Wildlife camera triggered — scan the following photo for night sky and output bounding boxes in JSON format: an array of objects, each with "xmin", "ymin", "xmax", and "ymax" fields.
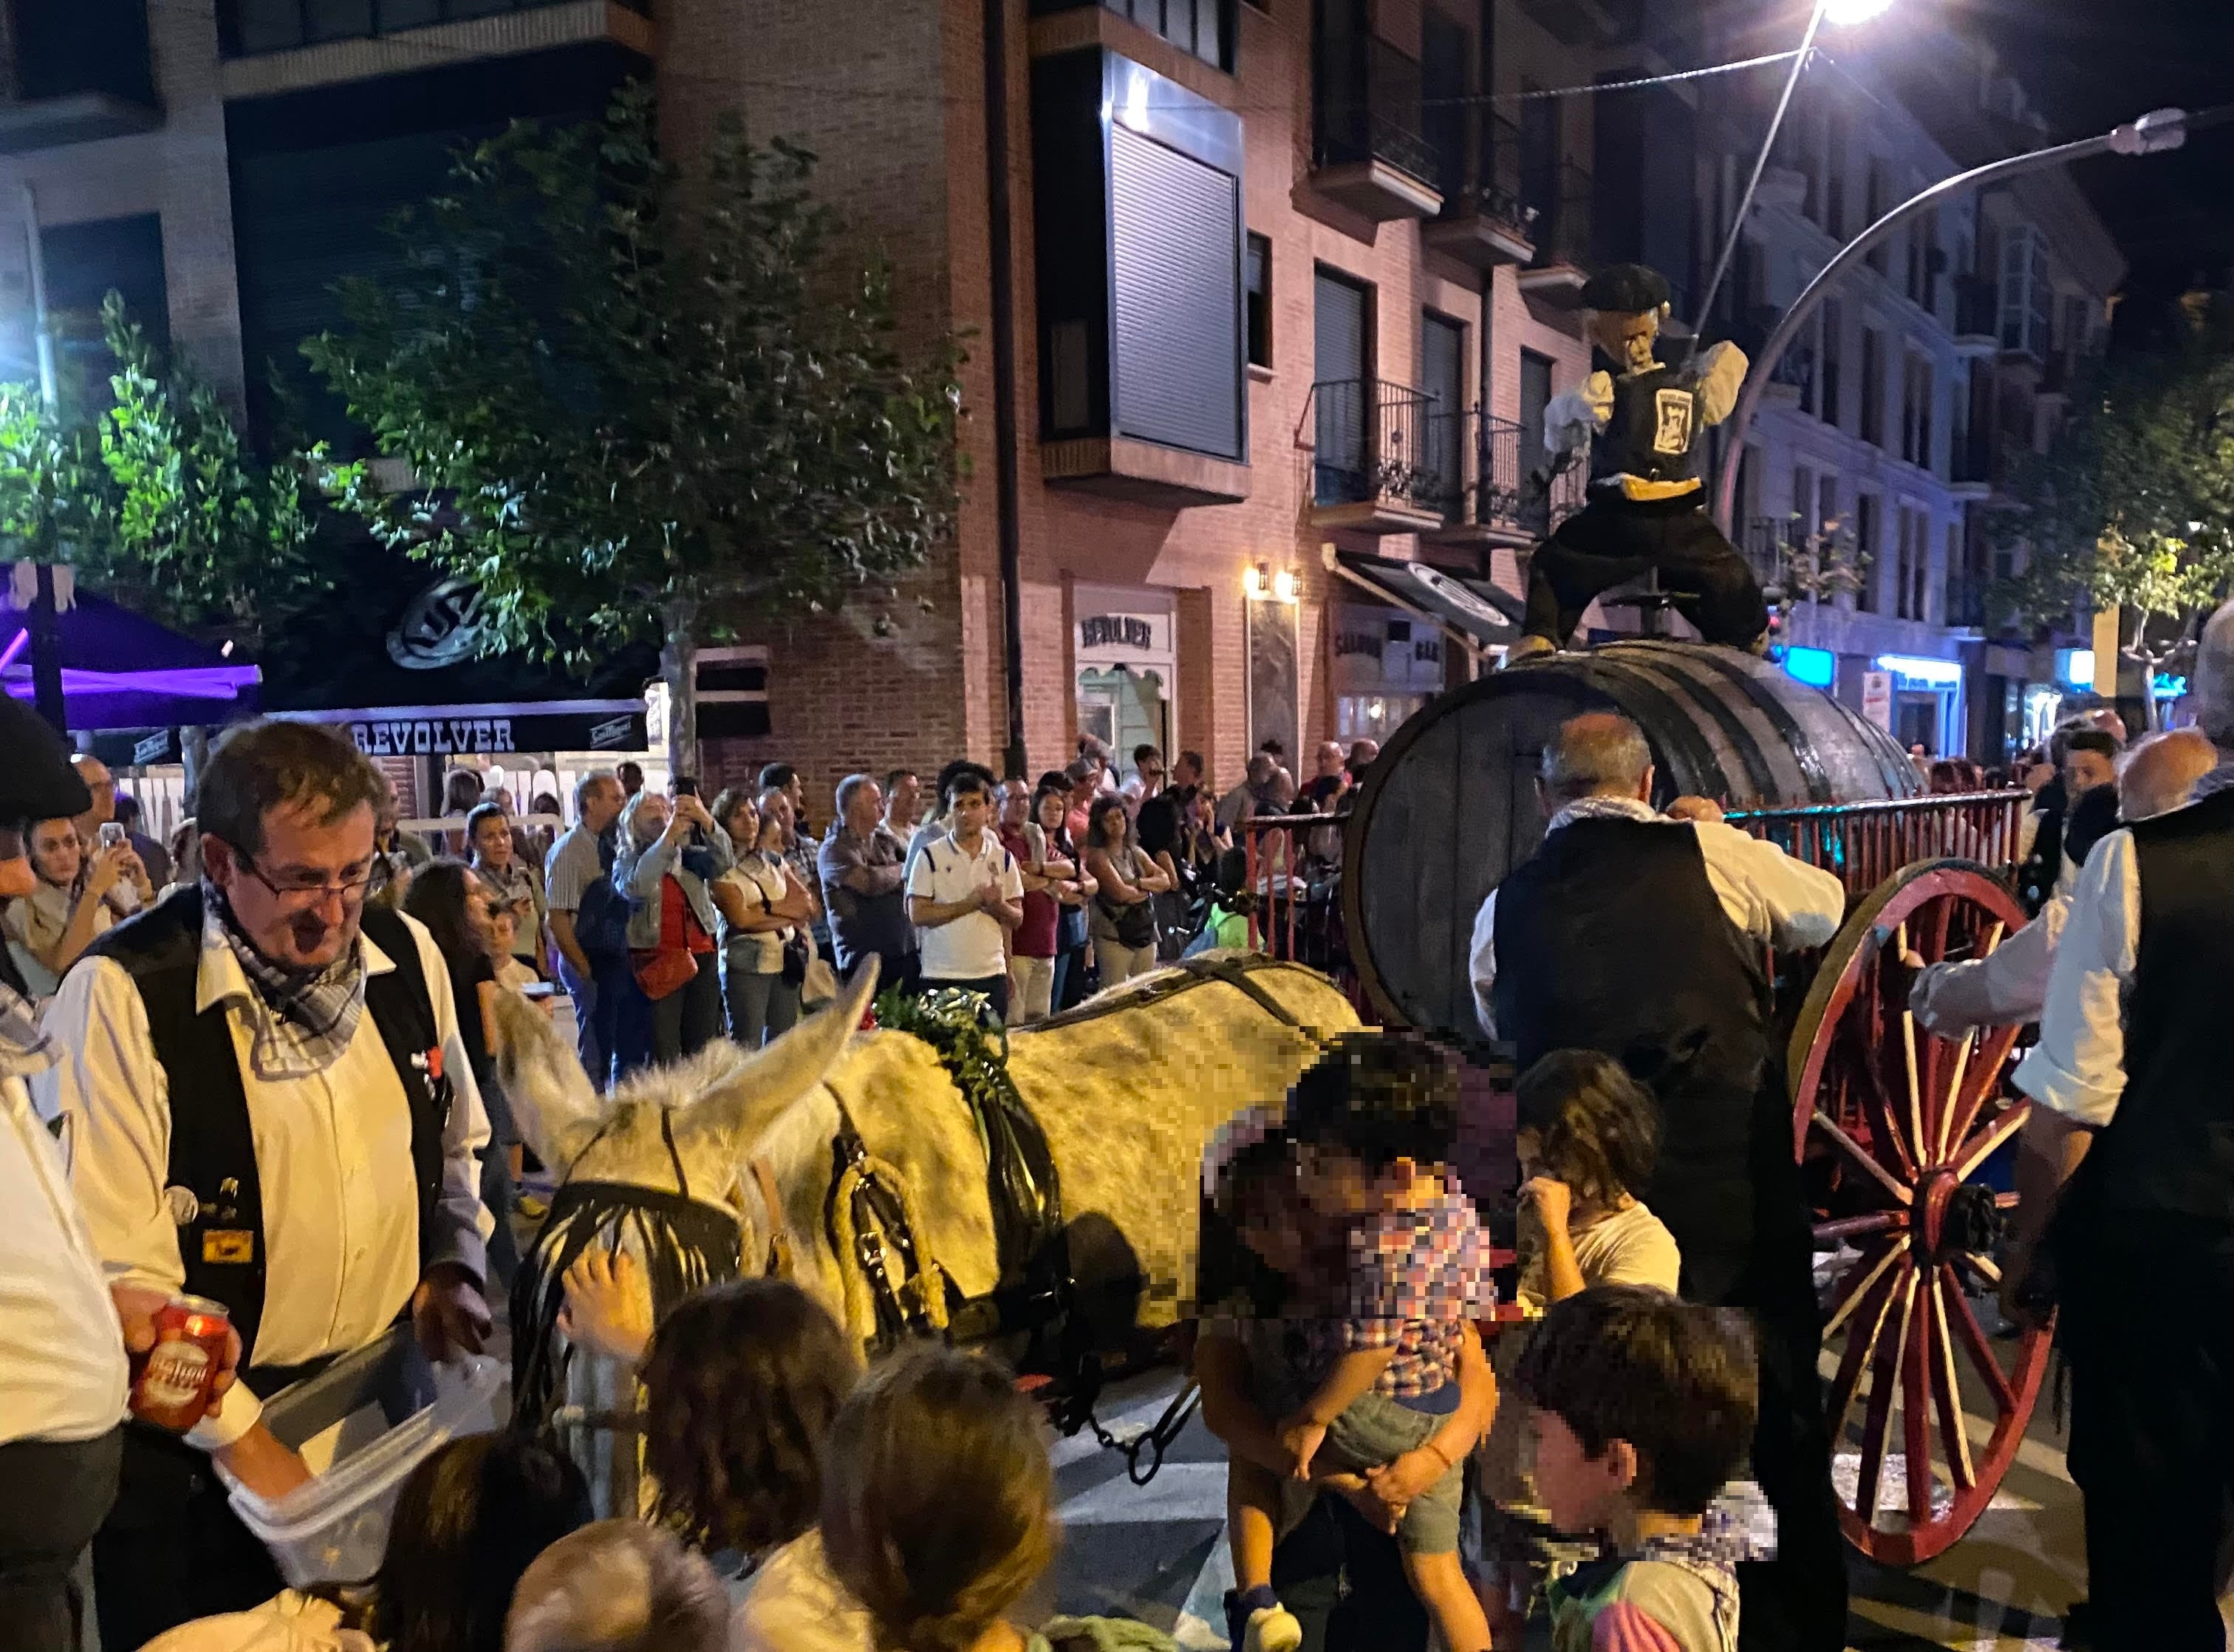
[{"xmin": 1955, "ymin": 0, "xmax": 2234, "ymax": 299}]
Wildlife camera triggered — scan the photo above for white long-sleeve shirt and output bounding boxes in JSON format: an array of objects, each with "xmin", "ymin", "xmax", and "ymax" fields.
[
  {"xmin": 1909, "ymin": 893, "xmax": 2071, "ymax": 1037},
  {"xmin": 1470, "ymin": 796, "xmax": 1846, "ymax": 1040},
  {"xmin": 2014, "ymin": 830, "xmax": 2144, "ymax": 1128},
  {"xmin": 0, "ymin": 1070, "xmax": 129, "ymax": 1447},
  {"xmin": 35, "ymin": 910, "xmax": 491, "ymax": 1450}
]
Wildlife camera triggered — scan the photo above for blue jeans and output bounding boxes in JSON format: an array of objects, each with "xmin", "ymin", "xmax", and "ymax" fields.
[{"xmin": 573, "ymin": 955, "xmax": 650, "ymax": 1087}]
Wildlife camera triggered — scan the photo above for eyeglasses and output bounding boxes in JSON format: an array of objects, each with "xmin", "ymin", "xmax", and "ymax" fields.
[{"xmin": 237, "ymin": 853, "xmax": 378, "ymax": 906}]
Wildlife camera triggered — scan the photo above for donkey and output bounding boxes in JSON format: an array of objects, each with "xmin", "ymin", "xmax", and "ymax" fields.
[{"xmin": 494, "ymin": 956, "xmax": 1359, "ymax": 1514}]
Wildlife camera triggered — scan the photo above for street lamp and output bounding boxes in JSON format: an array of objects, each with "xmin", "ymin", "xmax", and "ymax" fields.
[
  {"xmin": 1690, "ymin": 0, "xmax": 1893, "ymax": 338},
  {"xmin": 1712, "ymin": 105, "xmax": 2201, "ymax": 528}
]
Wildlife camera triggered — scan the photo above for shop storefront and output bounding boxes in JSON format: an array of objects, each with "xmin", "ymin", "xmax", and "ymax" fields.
[
  {"xmin": 1322, "ymin": 550, "xmax": 1520, "ymax": 743},
  {"xmin": 1874, "ymin": 654, "xmax": 1967, "ymax": 756},
  {"xmin": 1073, "ymin": 583, "xmax": 1176, "ymax": 760}
]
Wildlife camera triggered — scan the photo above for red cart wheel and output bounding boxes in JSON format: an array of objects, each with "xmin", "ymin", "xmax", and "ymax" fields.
[{"xmin": 1787, "ymin": 859, "xmax": 2052, "ymax": 1568}]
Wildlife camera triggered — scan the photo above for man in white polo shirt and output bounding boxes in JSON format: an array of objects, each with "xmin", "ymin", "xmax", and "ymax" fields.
[{"xmin": 905, "ymin": 764, "xmax": 1024, "ymax": 1019}]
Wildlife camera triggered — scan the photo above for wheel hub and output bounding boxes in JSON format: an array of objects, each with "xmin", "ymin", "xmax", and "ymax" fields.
[{"xmin": 1914, "ymin": 1172, "xmax": 2004, "ymax": 1263}]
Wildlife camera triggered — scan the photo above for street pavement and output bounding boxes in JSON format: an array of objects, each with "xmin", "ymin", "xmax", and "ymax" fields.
[{"xmin": 1033, "ymin": 1368, "xmax": 2103, "ymax": 1652}]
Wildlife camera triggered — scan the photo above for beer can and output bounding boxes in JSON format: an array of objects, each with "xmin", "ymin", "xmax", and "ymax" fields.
[{"xmin": 131, "ymin": 1294, "xmax": 231, "ymax": 1432}]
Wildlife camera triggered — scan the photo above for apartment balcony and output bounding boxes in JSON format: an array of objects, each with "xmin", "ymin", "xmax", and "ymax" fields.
[
  {"xmin": 1311, "ymin": 27, "xmax": 1442, "ymax": 221},
  {"xmin": 1515, "ymin": 0, "xmax": 1620, "ymax": 47},
  {"xmin": 1301, "ymin": 379, "xmax": 1448, "ymax": 536},
  {"xmin": 1424, "ymin": 114, "xmax": 1537, "ymax": 270},
  {"xmin": 1517, "ymin": 163, "xmax": 1593, "ymax": 297},
  {"xmin": 218, "ymin": 0, "xmax": 648, "ymax": 58},
  {"xmin": 0, "ymin": 1, "xmax": 161, "ymax": 152},
  {"xmin": 1953, "ymin": 276, "xmax": 1998, "ymax": 357},
  {"xmin": 1415, "ymin": 408, "xmax": 1586, "ymax": 547}
]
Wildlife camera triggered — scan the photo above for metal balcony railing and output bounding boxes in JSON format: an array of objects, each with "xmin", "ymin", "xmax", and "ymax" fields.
[
  {"xmin": 1304, "ymin": 378, "xmax": 1444, "ymax": 512},
  {"xmin": 1412, "ymin": 408, "xmax": 1587, "ymax": 537},
  {"xmin": 1313, "ymin": 29, "xmax": 1438, "ymax": 188},
  {"xmin": 1432, "ymin": 112, "xmax": 1537, "ymax": 239},
  {"xmin": 219, "ymin": 0, "xmax": 648, "ymax": 58},
  {"xmin": 1528, "ymin": 161, "xmax": 1594, "ymax": 270}
]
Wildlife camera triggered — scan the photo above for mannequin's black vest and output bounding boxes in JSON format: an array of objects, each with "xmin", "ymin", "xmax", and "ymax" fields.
[
  {"xmin": 1591, "ymin": 362, "xmax": 1704, "ymax": 488},
  {"xmin": 87, "ymin": 889, "xmax": 450, "ymax": 1367},
  {"xmin": 2086, "ymin": 788, "xmax": 2234, "ymax": 1222},
  {"xmin": 1492, "ymin": 818, "xmax": 1808, "ymax": 1306}
]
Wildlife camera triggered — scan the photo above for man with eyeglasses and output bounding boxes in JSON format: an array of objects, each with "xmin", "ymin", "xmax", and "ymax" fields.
[{"xmin": 40, "ymin": 719, "xmax": 494, "ymax": 1649}]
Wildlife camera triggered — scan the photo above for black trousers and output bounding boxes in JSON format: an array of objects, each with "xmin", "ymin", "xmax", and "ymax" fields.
[
  {"xmin": 1521, "ymin": 488, "xmax": 1769, "ymax": 649},
  {"xmin": 92, "ymin": 1423, "xmax": 284, "ymax": 1651},
  {"xmin": 923, "ymin": 972, "xmax": 1010, "ymax": 1022},
  {"xmin": 2061, "ymin": 1215, "xmax": 2234, "ymax": 1652},
  {"xmin": 649, "ymin": 951, "xmax": 723, "ymax": 1063},
  {"xmin": 1729, "ymin": 1294, "xmax": 1850, "ymax": 1652},
  {"xmin": 1270, "ymin": 1492, "xmax": 1429, "ymax": 1652},
  {"xmin": 0, "ymin": 1427, "xmax": 122, "ymax": 1652}
]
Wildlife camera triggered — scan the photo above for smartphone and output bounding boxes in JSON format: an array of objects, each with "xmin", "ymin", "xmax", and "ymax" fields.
[
  {"xmin": 519, "ymin": 980, "xmax": 558, "ymax": 1000},
  {"xmin": 99, "ymin": 821, "xmax": 128, "ymax": 850},
  {"xmin": 672, "ymin": 777, "xmax": 700, "ymax": 798}
]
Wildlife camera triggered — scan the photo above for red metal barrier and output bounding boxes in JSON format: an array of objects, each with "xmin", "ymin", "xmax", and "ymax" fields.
[{"xmin": 1725, "ymin": 790, "xmax": 2029, "ymax": 900}]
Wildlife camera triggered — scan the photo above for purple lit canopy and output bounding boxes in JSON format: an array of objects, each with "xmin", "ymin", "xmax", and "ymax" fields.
[{"xmin": 1, "ymin": 578, "xmax": 260, "ymax": 733}]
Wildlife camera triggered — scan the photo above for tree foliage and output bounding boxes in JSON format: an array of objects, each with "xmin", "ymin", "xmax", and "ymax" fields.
[
  {"xmin": 0, "ymin": 293, "xmax": 334, "ymax": 652},
  {"xmin": 1995, "ymin": 292, "xmax": 2234, "ymax": 716},
  {"xmin": 303, "ymin": 82, "xmax": 966, "ymax": 764}
]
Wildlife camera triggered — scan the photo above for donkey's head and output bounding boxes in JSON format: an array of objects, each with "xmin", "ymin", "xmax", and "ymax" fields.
[{"xmin": 491, "ymin": 961, "xmax": 880, "ymax": 1214}]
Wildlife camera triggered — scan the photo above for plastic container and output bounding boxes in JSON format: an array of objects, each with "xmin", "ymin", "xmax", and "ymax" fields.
[{"xmin": 227, "ymin": 1331, "xmax": 506, "ymax": 1587}]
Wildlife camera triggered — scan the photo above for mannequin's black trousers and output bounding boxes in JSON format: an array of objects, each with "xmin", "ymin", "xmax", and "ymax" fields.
[{"xmin": 1521, "ymin": 489, "xmax": 1769, "ymax": 649}]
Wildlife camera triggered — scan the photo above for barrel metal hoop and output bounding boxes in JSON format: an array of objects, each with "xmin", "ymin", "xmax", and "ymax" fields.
[
  {"xmin": 1571, "ymin": 653, "xmax": 1727, "ymax": 801},
  {"xmin": 1605, "ymin": 642, "xmax": 1786, "ymax": 806},
  {"xmin": 1653, "ymin": 642, "xmax": 1837, "ymax": 805}
]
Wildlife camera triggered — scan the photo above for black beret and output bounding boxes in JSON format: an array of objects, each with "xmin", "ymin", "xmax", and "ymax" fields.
[
  {"xmin": 0, "ymin": 696, "xmax": 92, "ymax": 825},
  {"xmin": 1579, "ymin": 264, "xmax": 1673, "ymax": 315}
]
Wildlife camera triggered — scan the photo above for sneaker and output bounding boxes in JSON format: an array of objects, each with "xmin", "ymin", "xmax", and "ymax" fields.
[{"xmin": 1241, "ymin": 1605, "xmax": 1303, "ymax": 1652}]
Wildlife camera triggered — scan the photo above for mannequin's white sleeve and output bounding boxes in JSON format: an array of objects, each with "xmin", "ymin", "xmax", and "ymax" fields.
[
  {"xmin": 1694, "ymin": 342, "xmax": 1749, "ymax": 426},
  {"xmin": 1544, "ymin": 371, "xmax": 1613, "ymax": 454}
]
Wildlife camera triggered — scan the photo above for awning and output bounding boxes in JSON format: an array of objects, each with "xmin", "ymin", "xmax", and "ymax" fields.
[
  {"xmin": 1324, "ymin": 548, "xmax": 1523, "ymax": 653},
  {"xmin": 255, "ymin": 545, "xmax": 657, "ymax": 754},
  {"xmin": 1, "ymin": 573, "xmax": 261, "ymax": 732}
]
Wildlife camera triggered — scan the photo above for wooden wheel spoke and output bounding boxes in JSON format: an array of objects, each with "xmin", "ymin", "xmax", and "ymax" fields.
[
  {"xmin": 1814, "ymin": 1209, "xmax": 1907, "ymax": 1247},
  {"xmin": 1810, "ymin": 1110, "xmax": 1914, "ymax": 1206},
  {"xmin": 1823, "ymin": 1238, "xmax": 1904, "ymax": 1339},
  {"xmin": 1845, "ymin": 1016, "xmax": 1922, "ymax": 1184},
  {"xmin": 1828, "ymin": 1257, "xmax": 1902, "ymax": 1441},
  {"xmin": 1953, "ymin": 1099, "xmax": 2032, "ymax": 1181},
  {"xmin": 1940, "ymin": 1026, "xmax": 2021, "ymax": 1161},
  {"xmin": 1939, "ymin": 1263, "xmax": 2018, "ymax": 1415},
  {"xmin": 1854, "ymin": 1266, "xmax": 1920, "ymax": 1526},
  {"xmin": 1930, "ymin": 1274, "xmax": 1977, "ymax": 1491},
  {"xmin": 1901, "ymin": 1268, "xmax": 1935, "ymax": 1524},
  {"xmin": 1955, "ymin": 1252, "xmax": 2002, "ymax": 1287}
]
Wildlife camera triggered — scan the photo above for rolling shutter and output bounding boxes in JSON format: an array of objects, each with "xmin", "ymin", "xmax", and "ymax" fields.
[{"xmin": 1109, "ymin": 123, "xmax": 1243, "ymax": 460}]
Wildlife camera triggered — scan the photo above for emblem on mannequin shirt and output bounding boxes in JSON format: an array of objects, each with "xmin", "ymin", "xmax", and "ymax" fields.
[
  {"xmin": 165, "ymin": 1184, "xmax": 200, "ymax": 1225},
  {"xmin": 1652, "ymin": 389, "xmax": 1695, "ymax": 456},
  {"xmin": 202, "ymin": 1231, "xmax": 254, "ymax": 1263}
]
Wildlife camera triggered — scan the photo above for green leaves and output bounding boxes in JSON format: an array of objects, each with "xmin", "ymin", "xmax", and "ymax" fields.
[
  {"xmin": 1994, "ymin": 293, "xmax": 2234, "ymax": 671},
  {"xmin": 0, "ymin": 292, "xmax": 335, "ymax": 649},
  {"xmin": 303, "ymin": 80, "xmax": 964, "ymax": 697}
]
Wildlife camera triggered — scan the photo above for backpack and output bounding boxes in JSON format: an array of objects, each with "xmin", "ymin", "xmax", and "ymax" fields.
[{"xmin": 573, "ymin": 831, "xmax": 632, "ymax": 961}]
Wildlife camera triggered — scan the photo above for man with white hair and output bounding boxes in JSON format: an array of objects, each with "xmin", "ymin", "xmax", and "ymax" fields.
[
  {"xmin": 1471, "ymin": 711, "xmax": 1848, "ymax": 1652},
  {"xmin": 2004, "ymin": 601, "xmax": 2234, "ymax": 1652},
  {"xmin": 1910, "ymin": 728, "xmax": 2218, "ymax": 1036}
]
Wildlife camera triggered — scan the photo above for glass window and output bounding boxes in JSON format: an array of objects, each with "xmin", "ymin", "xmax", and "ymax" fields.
[{"xmin": 1246, "ymin": 233, "xmax": 1271, "ymax": 369}]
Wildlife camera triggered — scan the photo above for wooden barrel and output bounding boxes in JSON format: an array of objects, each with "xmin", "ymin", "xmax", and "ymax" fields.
[{"xmin": 1342, "ymin": 640, "xmax": 1919, "ymax": 1036}]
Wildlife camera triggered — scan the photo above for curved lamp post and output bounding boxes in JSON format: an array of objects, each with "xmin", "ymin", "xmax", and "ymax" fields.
[{"xmin": 1712, "ymin": 106, "xmax": 2195, "ymax": 531}]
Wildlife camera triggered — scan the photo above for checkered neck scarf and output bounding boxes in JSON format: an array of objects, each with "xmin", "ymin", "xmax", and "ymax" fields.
[
  {"xmin": 1545, "ymin": 794, "xmax": 1663, "ymax": 836},
  {"xmin": 0, "ymin": 981, "xmax": 55, "ymax": 1082},
  {"xmin": 205, "ymin": 881, "xmax": 369, "ymax": 1081}
]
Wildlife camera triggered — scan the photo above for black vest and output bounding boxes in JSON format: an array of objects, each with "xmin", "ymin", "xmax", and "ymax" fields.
[
  {"xmin": 87, "ymin": 889, "xmax": 452, "ymax": 1366},
  {"xmin": 2088, "ymin": 787, "xmax": 2234, "ymax": 1223},
  {"xmin": 1591, "ymin": 362, "xmax": 1704, "ymax": 488},
  {"xmin": 1492, "ymin": 818, "xmax": 1808, "ymax": 1306}
]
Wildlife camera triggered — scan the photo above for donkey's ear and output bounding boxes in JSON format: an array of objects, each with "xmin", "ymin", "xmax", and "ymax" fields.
[
  {"xmin": 682, "ymin": 958, "xmax": 879, "ymax": 1153},
  {"xmin": 490, "ymin": 986, "xmax": 604, "ymax": 1168}
]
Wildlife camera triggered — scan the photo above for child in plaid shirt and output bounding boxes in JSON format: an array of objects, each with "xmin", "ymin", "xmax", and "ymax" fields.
[{"xmin": 1219, "ymin": 1034, "xmax": 1497, "ymax": 1652}]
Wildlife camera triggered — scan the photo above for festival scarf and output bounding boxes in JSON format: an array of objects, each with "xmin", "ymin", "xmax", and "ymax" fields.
[
  {"xmin": 204, "ymin": 880, "xmax": 369, "ymax": 1082},
  {"xmin": 0, "ymin": 980, "xmax": 55, "ymax": 1082},
  {"xmin": 1544, "ymin": 794, "xmax": 1664, "ymax": 836}
]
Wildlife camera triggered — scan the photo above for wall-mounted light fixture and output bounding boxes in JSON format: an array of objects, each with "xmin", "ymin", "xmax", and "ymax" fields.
[
  {"xmin": 1245, "ymin": 561, "xmax": 1268, "ymax": 600},
  {"xmin": 1272, "ymin": 566, "xmax": 1298, "ymax": 603},
  {"xmin": 1246, "ymin": 561, "xmax": 1299, "ymax": 603}
]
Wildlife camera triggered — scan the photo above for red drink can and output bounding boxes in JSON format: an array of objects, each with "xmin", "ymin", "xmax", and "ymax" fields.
[{"xmin": 131, "ymin": 1294, "xmax": 231, "ymax": 1432}]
